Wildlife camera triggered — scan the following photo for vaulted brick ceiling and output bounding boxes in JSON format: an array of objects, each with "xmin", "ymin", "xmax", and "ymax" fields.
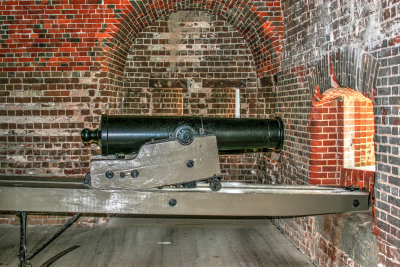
[{"xmin": 104, "ymin": 0, "xmax": 283, "ymax": 77}]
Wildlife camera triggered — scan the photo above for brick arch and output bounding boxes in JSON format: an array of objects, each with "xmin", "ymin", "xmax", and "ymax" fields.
[
  {"xmin": 104, "ymin": 0, "xmax": 282, "ymax": 78},
  {"xmin": 306, "ymin": 47, "xmax": 380, "ymax": 97},
  {"xmin": 305, "ymin": 47, "xmax": 380, "ymax": 190},
  {"xmin": 122, "ymin": 10, "xmax": 262, "ymax": 118}
]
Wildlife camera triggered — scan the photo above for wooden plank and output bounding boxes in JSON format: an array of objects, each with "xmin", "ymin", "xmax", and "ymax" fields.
[
  {"xmin": 95, "ymin": 224, "xmax": 125, "ymax": 265},
  {"xmin": 58, "ymin": 227, "xmax": 103, "ymax": 267},
  {"xmin": 0, "ymin": 218, "xmax": 314, "ymax": 266},
  {"xmin": 0, "ymin": 225, "xmax": 19, "ymax": 265},
  {"xmin": 0, "ymin": 176, "xmax": 82, "ymax": 183},
  {"xmin": 0, "ymin": 185, "xmax": 369, "ymax": 216},
  {"xmin": 0, "ymin": 180, "xmax": 84, "ymax": 189}
]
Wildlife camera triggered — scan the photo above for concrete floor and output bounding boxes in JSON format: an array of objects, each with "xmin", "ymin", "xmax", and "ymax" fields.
[{"xmin": 0, "ymin": 217, "xmax": 313, "ymax": 266}]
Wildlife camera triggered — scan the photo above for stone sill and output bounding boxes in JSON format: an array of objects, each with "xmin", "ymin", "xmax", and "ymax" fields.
[{"xmin": 343, "ymin": 165, "xmax": 376, "ymax": 172}]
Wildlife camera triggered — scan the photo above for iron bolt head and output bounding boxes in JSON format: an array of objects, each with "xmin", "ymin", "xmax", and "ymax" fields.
[
  {"xmin": 105, "ymin": 171, "xmax": 114, "ymax": 179},
  {"xmin": 169, "ymin": 198, "xmax": 177, "ymax": 207},
  {"xmin": 186, "ymin": 159, "xmax": 195, "ymax": 168},
  {"xmin": 131, "ymin": 170, "xmax": 139, "ymax": 179}
]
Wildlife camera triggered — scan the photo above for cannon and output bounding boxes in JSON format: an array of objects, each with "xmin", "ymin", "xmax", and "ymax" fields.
[
  {"xmin": 81, "ymin": 115, "xmax": 284, "ymax": 155},
  {"xmin": 81, "ymin": 115, "xmax": 284, "ymax": 191}
]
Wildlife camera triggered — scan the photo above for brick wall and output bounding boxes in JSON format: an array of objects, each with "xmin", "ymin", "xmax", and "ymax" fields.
[
  {"xmin": 274, "ymin": 0, "xmax": 400, "ymax": 265},
  {"xmin": 123, "ymin": 11, "xmax": 255, "ymax": 117},
  {"xmin": 0, "ymin": 72, "xmax": 96, "ymax": 177}
]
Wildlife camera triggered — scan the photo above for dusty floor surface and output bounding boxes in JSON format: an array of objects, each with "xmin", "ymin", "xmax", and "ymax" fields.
[{"xmin": 0, "ymin": 217, "xmax": 313, "ymax": 266}]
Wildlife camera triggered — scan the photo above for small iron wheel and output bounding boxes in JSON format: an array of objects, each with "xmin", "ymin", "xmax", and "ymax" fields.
[{"xmin": 209, "ymin": 178, "xmax": 222, "ymax": 192}]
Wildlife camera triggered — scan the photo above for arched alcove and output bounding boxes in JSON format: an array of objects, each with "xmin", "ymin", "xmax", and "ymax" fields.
[
  {"xmin": 97, "ymin": 0, "xmax": 282, "ymax": 115},
  {"xmin": 122, "ymin": 11, "xmax": 257, "ymax": 116},
  {"xmin": 122, "ymin": 10, "xmax": 266, "ymax": 181}
]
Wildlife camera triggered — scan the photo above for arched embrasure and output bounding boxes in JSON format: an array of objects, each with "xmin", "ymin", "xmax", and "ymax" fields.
[{"xmin": 309, "ymin": 87, "xmax": 375, "ymax": 193}]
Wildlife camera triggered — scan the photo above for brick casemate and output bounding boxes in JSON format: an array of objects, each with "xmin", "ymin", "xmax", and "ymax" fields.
[{"xmin": 0, "ymin": 0, "xmax": 399, "ymax": 266}]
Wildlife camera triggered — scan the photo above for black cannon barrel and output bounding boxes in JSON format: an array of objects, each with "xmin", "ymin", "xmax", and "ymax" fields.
[{"xmin": 81, "ymin": 115, "xmax": 284, "ymax": 155}]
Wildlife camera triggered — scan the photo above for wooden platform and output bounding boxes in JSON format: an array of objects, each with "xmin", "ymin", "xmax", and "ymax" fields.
[{"xmin": 0, "ymin": 217, "xmax": 313, "ymax": 266}]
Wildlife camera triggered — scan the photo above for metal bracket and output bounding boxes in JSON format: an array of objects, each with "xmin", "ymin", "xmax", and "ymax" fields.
[{"xmin": 16, "ymin": 212, "xmax": 81, "ymax": 267}]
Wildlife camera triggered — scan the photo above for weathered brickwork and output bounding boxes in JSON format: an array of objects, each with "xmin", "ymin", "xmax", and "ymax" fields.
[
  {"xmin": 342, "ymin": 168, "xmax": 375, "ymax": 198},
  {"xmin": 122, "ymin": 11, "xmax": 258, "ymax": 118},
  {"xmin": 274, "ymin": 0, "xmax": 400, "ymax": 265},
  {"xmin": 273, "ymin": 212, "xmax": 380, "ymax": 266},
  {"xmin": 0, "ymin": 71, "xmax": 98, "ymax": 177}
]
